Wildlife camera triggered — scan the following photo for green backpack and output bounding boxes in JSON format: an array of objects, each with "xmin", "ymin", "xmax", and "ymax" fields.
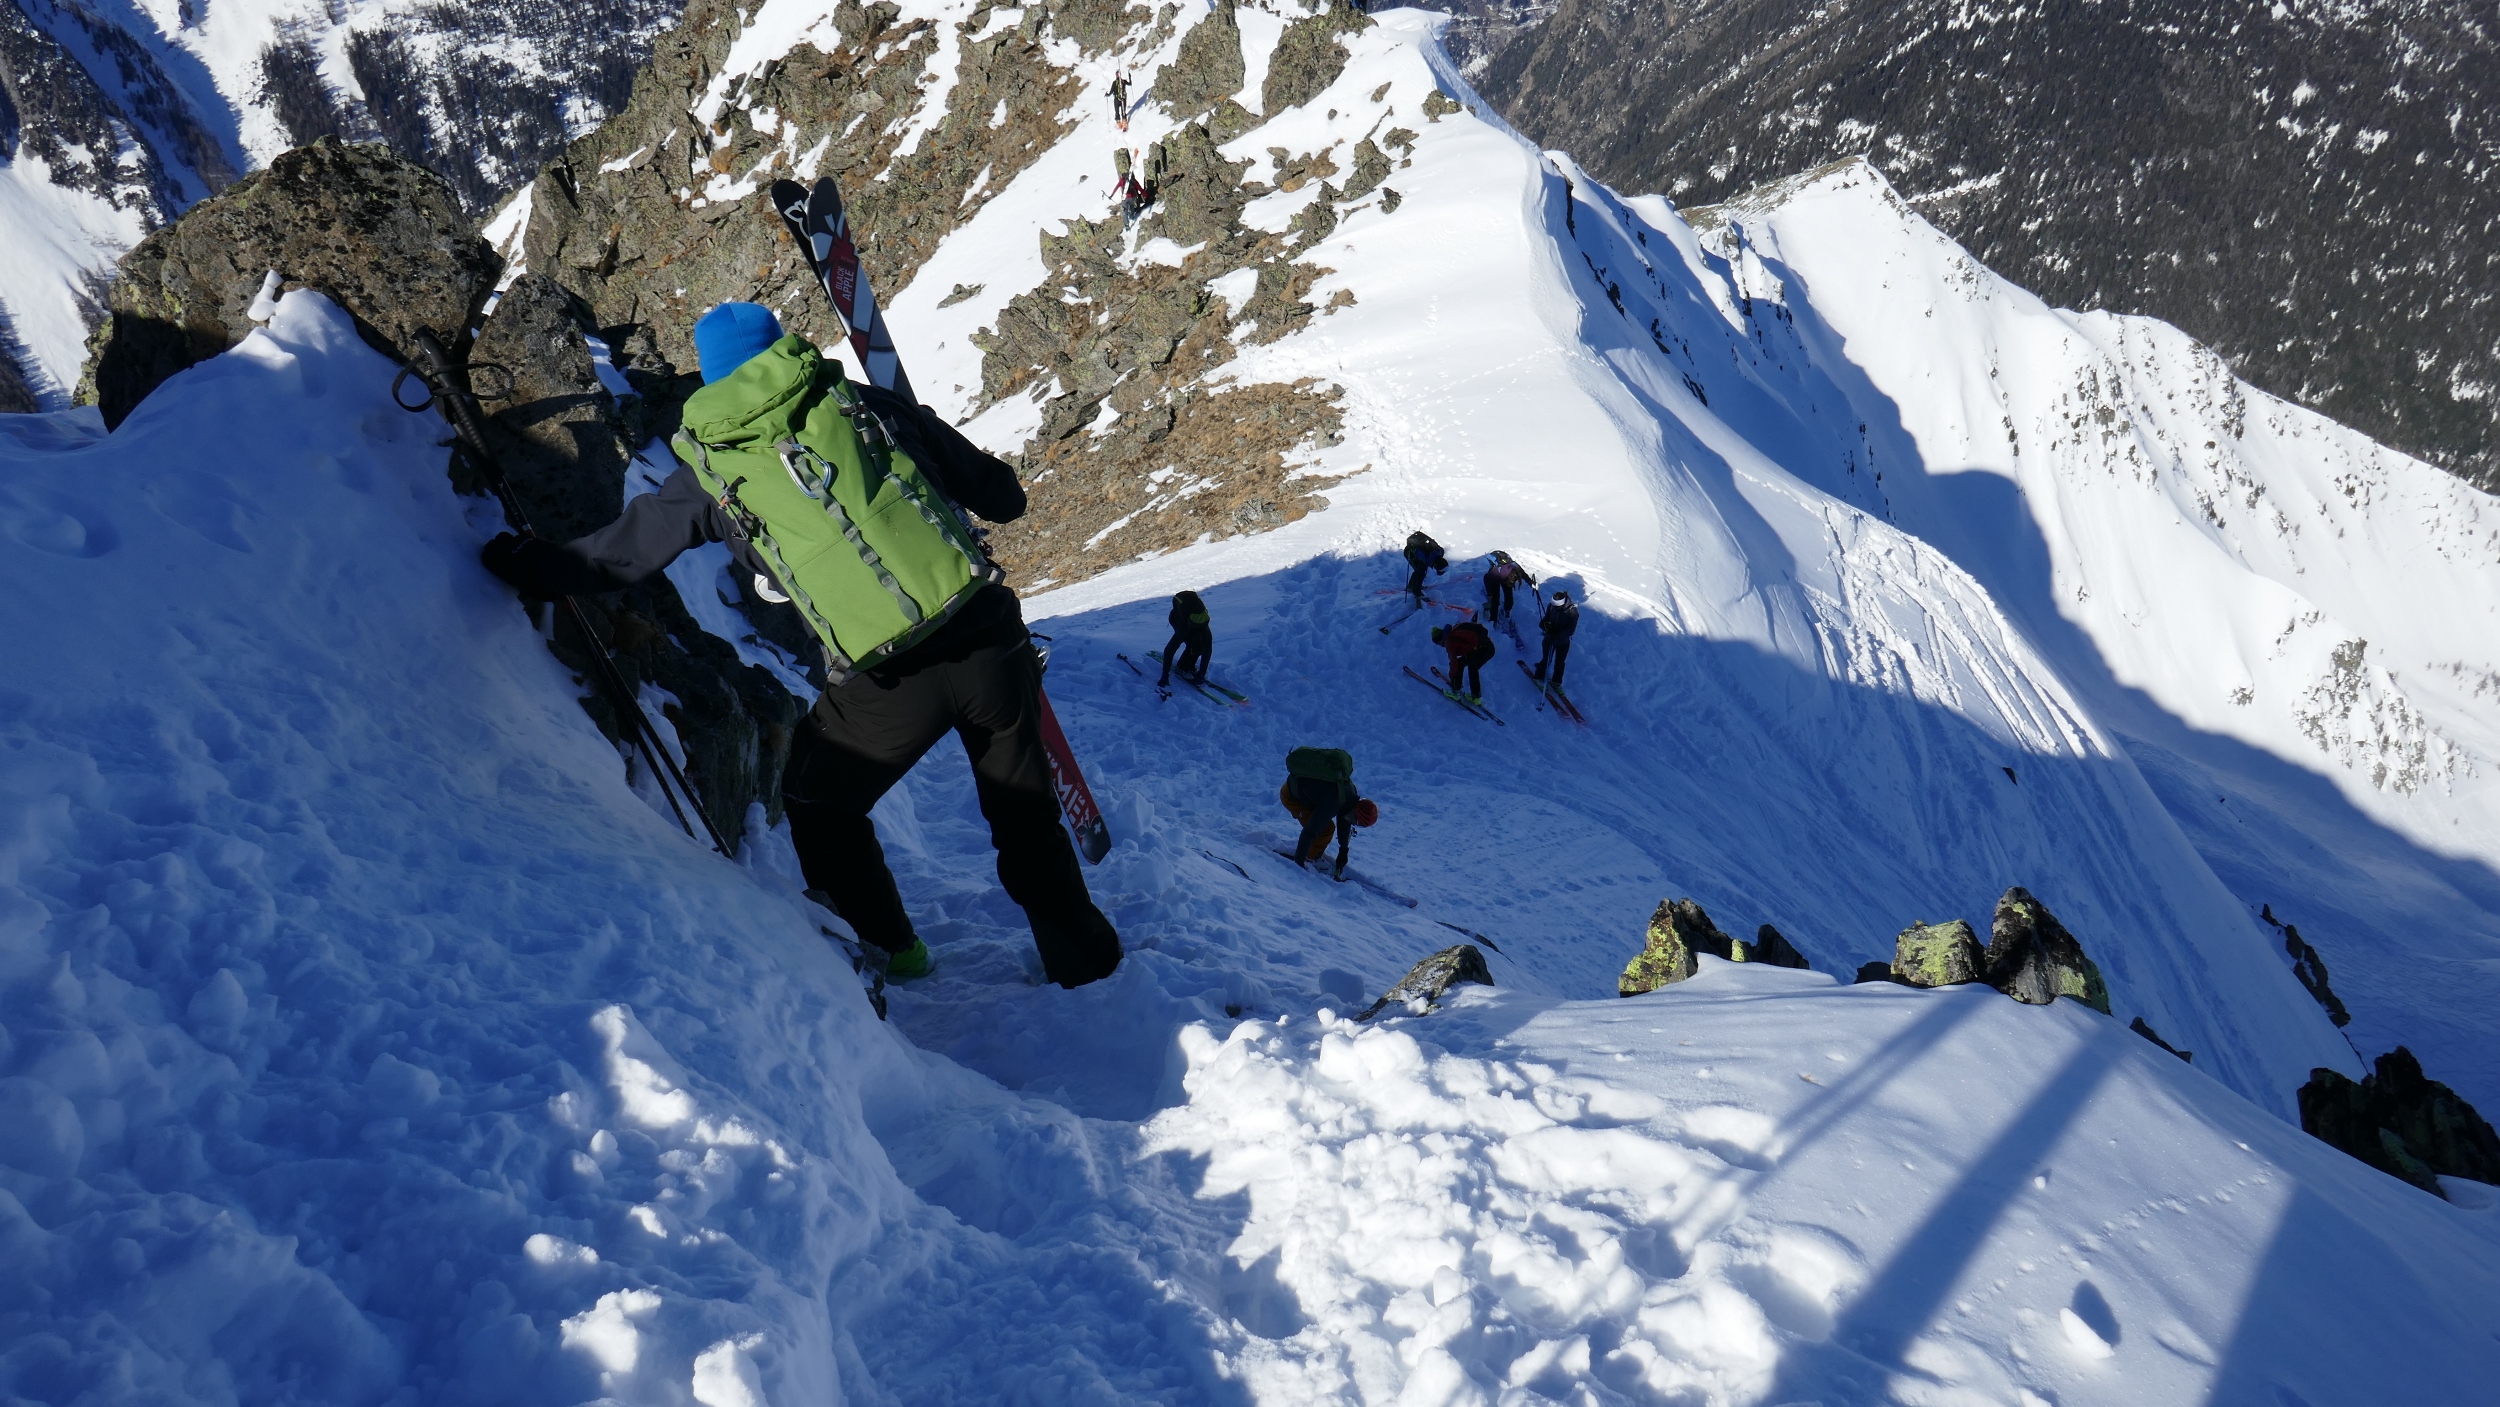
[
  {"xmin": 1286, "ymin": 747, "xmax": 1355, "ymax": 783},
  {"xmin": 673, "ymin": 336, "xmax": 1003, "ymax": 681}
]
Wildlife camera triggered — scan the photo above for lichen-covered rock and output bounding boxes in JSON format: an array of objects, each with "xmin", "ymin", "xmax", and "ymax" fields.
[
  {"xmin": 1260, "ymin": 2, "xmax": 1372, "ymax": 116},
  {"xmin": 80, "ymin": 137, "xmax": 498, "ymax": 427},
  {"xmin": 1984, "ymin": 886, "xmax": 2110, "ymax": 1013},
  {"xmin": 1359, "ymin": 944, "xmax": 1493, "ymax": 1020},
  {"xmin": 2299, "ymin": 1048, "xmax": 2500, "ymax": 1198},
  {"xmin": 1620, "ymin": 898, "xmax": 1736, "ymax": 996},
  {"xmin": 1152, "ymin": 0, "xmax": 1244, "ymax": 121},
  {"xmin": 1893, "ymin": 919, "xmax": 1984, "ymax": 988},
  {"xmin": 1749, "ymin": 923, "xmax": 1811, "ymax": 970}
]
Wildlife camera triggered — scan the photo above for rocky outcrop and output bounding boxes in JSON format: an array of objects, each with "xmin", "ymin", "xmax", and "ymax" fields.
[
  {"xmin": 523, "ymin": 0, "xmax": 1082, "ymax": 379},
  {"xmin": 1892, "ymin": 919, "xmax": 1984, "ymax": 989},
  {"xmin": 78, "ymin": 138, "xmax": 498, "ymax": 427},
  {"xmin": 2300, "ymin": 1048, "xmax": 2500, "ymax": 1199},
  {"xmin": 0, "ymin": 0, "xmax": 186, "ymax": 216},
  {"xmin": 1152, "ymin": 0, "xmax": 1243, "ymax": 121},
  {"xmin": 1621, "ymin": 902, "xmax": 1813, "ymax": 994},
  {"xmin": 2263, "ymin": 906, "xmax": 2354, "ymax": 1027},
  {"xmin": 1984, "ymin": 886, "xmax": 2110, "ymax": 1013},
  {"xmin": 1620, "ymin": 898, "xmax": 1732, "ymax": 995},
  {"xmin": 1750, "ymin": 923, "xmax": 1810, "ymax": 970},
  {"xmin": 1360, "ymin": 944, "xmax": 1492, "ymax": 1020},
  {"xmin": 463, "ymin": 273, "xmax": 803, "ymax": 848},
  {"xmin": 2130, "ymin": 1016, "xmax": 2192, "ymax": 1063},
  {"xmin": 1260, "ymin": 2, "xmax": 1372, "ymax": 116}
]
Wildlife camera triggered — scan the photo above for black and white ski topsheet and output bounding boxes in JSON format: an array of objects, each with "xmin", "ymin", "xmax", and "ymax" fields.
[
  {"xmin": 769, "ymin": 176, "xmax": 1113, "ymax": 863},
  {"xmin": 771, "ymin": 178, "xmax": 915, "ymax": 403}
]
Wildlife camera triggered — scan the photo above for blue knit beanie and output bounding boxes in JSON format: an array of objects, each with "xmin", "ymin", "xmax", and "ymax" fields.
[{"xmin": 693, "ymin": 302, "xmax": 785, "ymax": 383}]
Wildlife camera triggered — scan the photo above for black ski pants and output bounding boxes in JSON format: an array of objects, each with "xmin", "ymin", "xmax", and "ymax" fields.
[
  {"xmin": 783, "ymin": 629, "xmax": 1122, "ymax": 988},
  {"xmin": 1483, "ymin": 575, "xmax": 1517, "ymax": 621},
  {"xmin": 1448, "ymin": 643, "xmax": 1493, "ymax": 697},
  {"xmin": 1536, "ymin": 635, "xmax": 1572, "ymax": 688},
  {"xmin": 1285, "ymin": 776, "xmax": 1356, "ymax": 868},
  {"xmin": 1159, "ymin": 628, "xmax": 1210, "ymax": 684}
]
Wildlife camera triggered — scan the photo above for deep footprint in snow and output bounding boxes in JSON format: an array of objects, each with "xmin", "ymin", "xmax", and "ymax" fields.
[{"xmin": 0, "ymin": 485, "xmax": 119, "ymax": 557}]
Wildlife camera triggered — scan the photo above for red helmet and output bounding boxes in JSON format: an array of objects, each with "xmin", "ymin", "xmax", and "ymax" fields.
[{"xmin": 1354, "ymin": 798, "xmax": 1380, "ymax": 827}]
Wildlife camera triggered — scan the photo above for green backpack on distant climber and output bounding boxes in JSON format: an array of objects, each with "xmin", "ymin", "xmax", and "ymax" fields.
[
  {"xmin": 673, "ymin": 335, "xmax": 1003, "ymax": 681},
  {"xmin": 1286, "ymin": 747, "xmax": 1355, "ymax": 783}
]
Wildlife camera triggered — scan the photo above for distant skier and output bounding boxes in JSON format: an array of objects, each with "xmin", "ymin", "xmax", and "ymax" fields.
[
  {"xmin": 1481, "ymin": 550, "xmax": 1535, "ymax": 623},
  {"xmin": 1279, "ymin": 746, "xmax": 1378, "ymax": 878},
  {"xmin": 479, "ymin": 301, "xmax": 1123, "ymax": 989},
  {"xmin": 1431, "ymin": 620, "xmax": 1496, "ymax": 702},
  {"xmin": 1111, "ymin": 70, "xmax": 1132, "ymax": 129},
  {"xmin": 1402, "ymin": 530, "xmax": 1448, "ymax": 607},
  {"xmin": 1534, "ymin": 588, "xmax": 1580, "ymax": 689},
  {"xmin": 1159, "ymin": 589, "xmax": 1212, "ymax": 687}
]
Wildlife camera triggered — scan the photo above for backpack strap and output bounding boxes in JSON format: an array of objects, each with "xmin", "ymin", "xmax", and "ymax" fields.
[{"xmin": 778, "ymin": 440, "xmax": 926, "ymax": 629}]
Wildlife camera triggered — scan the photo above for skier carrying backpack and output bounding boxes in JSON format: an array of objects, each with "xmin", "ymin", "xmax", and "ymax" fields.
[
  {"xmin": 1279, "ymin": 747, "xmax": 1378, "ymax": 878},
  {"xmin": 1159, "ymin": 589, "xmax": 1212, "ymax": 687},
  {"xmin": 1481, "ymin": 550, "xmax": 1535, "ymax": 623},
  {"xmin": 1430, "ymin": 619, "xmax": 1496, "ymax": 701},
  {"xmin": 479, "ymin": 302, "xmax": 1123, "ymax": 989},
  {"xmin": 1402, "ymin": 530, "xmax": 1448, "ymax": 607},
  {"xmin": 1535, "ymin": 588, "xmax": 1580, "ymax": 689}
]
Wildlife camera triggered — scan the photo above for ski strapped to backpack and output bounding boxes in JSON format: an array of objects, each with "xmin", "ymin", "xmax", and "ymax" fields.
[{"xmin": 674, "ymin": 356, "xmax": 1006, "ymax": 686}]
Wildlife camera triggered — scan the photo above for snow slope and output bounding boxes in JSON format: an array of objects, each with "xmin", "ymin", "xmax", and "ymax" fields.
[{"xmin": 5, "ymin": 6, "xmax": 2500, "ymax": 1406}]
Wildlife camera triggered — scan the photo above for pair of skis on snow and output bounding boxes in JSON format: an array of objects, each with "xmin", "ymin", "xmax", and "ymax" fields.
[
  {"xmin": 771, "ymin": 177, "xmax": 1115, "ymax": 865},
  {"xmin": 1118, "ymin": 651, "xmax": 1250, "ymax": 708}
]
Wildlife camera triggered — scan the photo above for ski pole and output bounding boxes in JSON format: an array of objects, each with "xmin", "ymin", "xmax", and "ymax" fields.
[{"xmin": 399, "ymin": 329, "xmax": 735, "ymax": 859}]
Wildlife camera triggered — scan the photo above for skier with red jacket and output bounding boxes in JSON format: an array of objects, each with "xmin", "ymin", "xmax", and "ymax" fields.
[{"xmin": 1431, "ymin": 619, "xmax": 1496, "ymax": 702}]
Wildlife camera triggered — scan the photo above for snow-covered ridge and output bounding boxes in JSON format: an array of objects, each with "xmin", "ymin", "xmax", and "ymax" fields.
[{"xmin": 2, "ymin": 3, "xmax": 2498, "ymax": 1405}]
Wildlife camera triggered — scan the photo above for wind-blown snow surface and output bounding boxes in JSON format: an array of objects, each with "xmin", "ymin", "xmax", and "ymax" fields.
[{"xmin": 6, "ymin": 9, "xmax": 2500, "ymax": 1407}]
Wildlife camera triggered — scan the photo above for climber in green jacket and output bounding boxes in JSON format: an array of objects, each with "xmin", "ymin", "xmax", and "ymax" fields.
[{"xmin": 482, "ymin": 302, "xmax": 1122, "ymax": 988}]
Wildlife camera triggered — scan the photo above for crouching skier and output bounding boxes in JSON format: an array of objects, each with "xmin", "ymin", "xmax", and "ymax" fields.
[
  {"xmin": 1431, "ymin": 619, "xmax": 1496, "ymax": 703},
  {"xmin": 480, "ymin": 302, "xmax": 1123, "ymax": 988},
  {"xmin": 1402, "ymin": 530, "xmax": 1448, "ymax": 607},
  {"xmin": 1278, "ymin": 746, "xmax": 1378, "ymax": 879},
  {"xmin": 1159, "ymin": 589, "xmax": 1212, "ymax": 687}
]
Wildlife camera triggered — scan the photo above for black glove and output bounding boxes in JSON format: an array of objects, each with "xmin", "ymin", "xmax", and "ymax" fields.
[{"xmin": 481, "ymin": 532, "xmax": 562, "ymax": 600}]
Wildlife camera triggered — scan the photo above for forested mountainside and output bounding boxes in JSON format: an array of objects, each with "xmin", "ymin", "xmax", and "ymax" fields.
[{"xmin": 1465, "ymin": 0, "xmax": 2500, "ymax": 492}]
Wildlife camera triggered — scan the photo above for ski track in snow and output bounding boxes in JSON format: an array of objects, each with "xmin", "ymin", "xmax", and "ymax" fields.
[{"xmin": 3, "ymin": 2, "xmax": 2500, "ymax": 1404}]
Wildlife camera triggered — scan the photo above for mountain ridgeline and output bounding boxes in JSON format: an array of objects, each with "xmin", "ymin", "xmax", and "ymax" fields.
[{"xmin": 1462, "ymin": 0, "xmax": 2500, "ymax": 491}]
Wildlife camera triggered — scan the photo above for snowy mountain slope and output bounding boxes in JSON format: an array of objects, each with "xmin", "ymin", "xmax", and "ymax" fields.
[
  {"xmin": 1672, "ymin": 161, "xmax": 2500, "ymax": 1112},
  {"xmin": 875, "ymin": 3, "xmax": 2358, "ymax": 1116},
  {"xmin": 3, "ymin": 290, "xmax": 2494, "ymax": 1407}
]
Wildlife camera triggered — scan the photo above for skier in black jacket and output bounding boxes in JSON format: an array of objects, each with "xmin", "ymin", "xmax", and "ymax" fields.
[
  {"xmin": 1159, "ymin": 589, "xmax": 1212, "ymax": 687},
  {"xmin": 480, "ymin": 302, "xmax": 1122, "ymax": 989},
  {"xmin": 1402, "ymin": 530, "xmax": 1448, "ymax": 607},
  {"xmin": 1534, "ymin": 589, "xmax": 1580, "ymax": 689}
]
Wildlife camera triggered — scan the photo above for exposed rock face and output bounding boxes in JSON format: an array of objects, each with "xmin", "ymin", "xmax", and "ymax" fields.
[
  {"xmin": 2299, "ymin": 1048, "xmax": 2500, "ymax": 1199},
  {"xmin": 1471, "ymin": 0, "xmax": 2500, "ymax": 490},
  {"xmin": 1749, "ymin": 923, "xmax": 1810, "ymax": 970},
  {"xmin": 79, "ymin": 138, "xmax": 498, "ymax": 427},
  {"xmin": 523, "ymin": 0, "xmax": 1082, "ymax": 379},
  {"xmin": 1984, "ymin": 886, "xmax": 2110, "ymax": 1014},
  {"xmin": 2264, "ymin": 908, "xmax": 2355, "ymax": 1027},
  {"xmin": 1853, "ymin": 961, "xmax": 1894, "ymax": 985},
  {"xmin": 1153, "ymin": 0, "xmax": 1243, "ymax": 121},
  {"xmin": 1260, "ymin": 4, "xmax": 1372, "ymax": 116},
  {"xmin": 1360, "ymin": 944, "xmax": 1493, "ymax": 1020},
  {"xmin": 2130, "ymin": 1016, "xmax": 2193, "ymax": 1063},
  {"xmin": 1620, "ymin": 898, "xmax": 1735, "ymax": 995},
  {"xmin": 1892, "ymin": 919, "xmax": 1984, "ymax": 989}
]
